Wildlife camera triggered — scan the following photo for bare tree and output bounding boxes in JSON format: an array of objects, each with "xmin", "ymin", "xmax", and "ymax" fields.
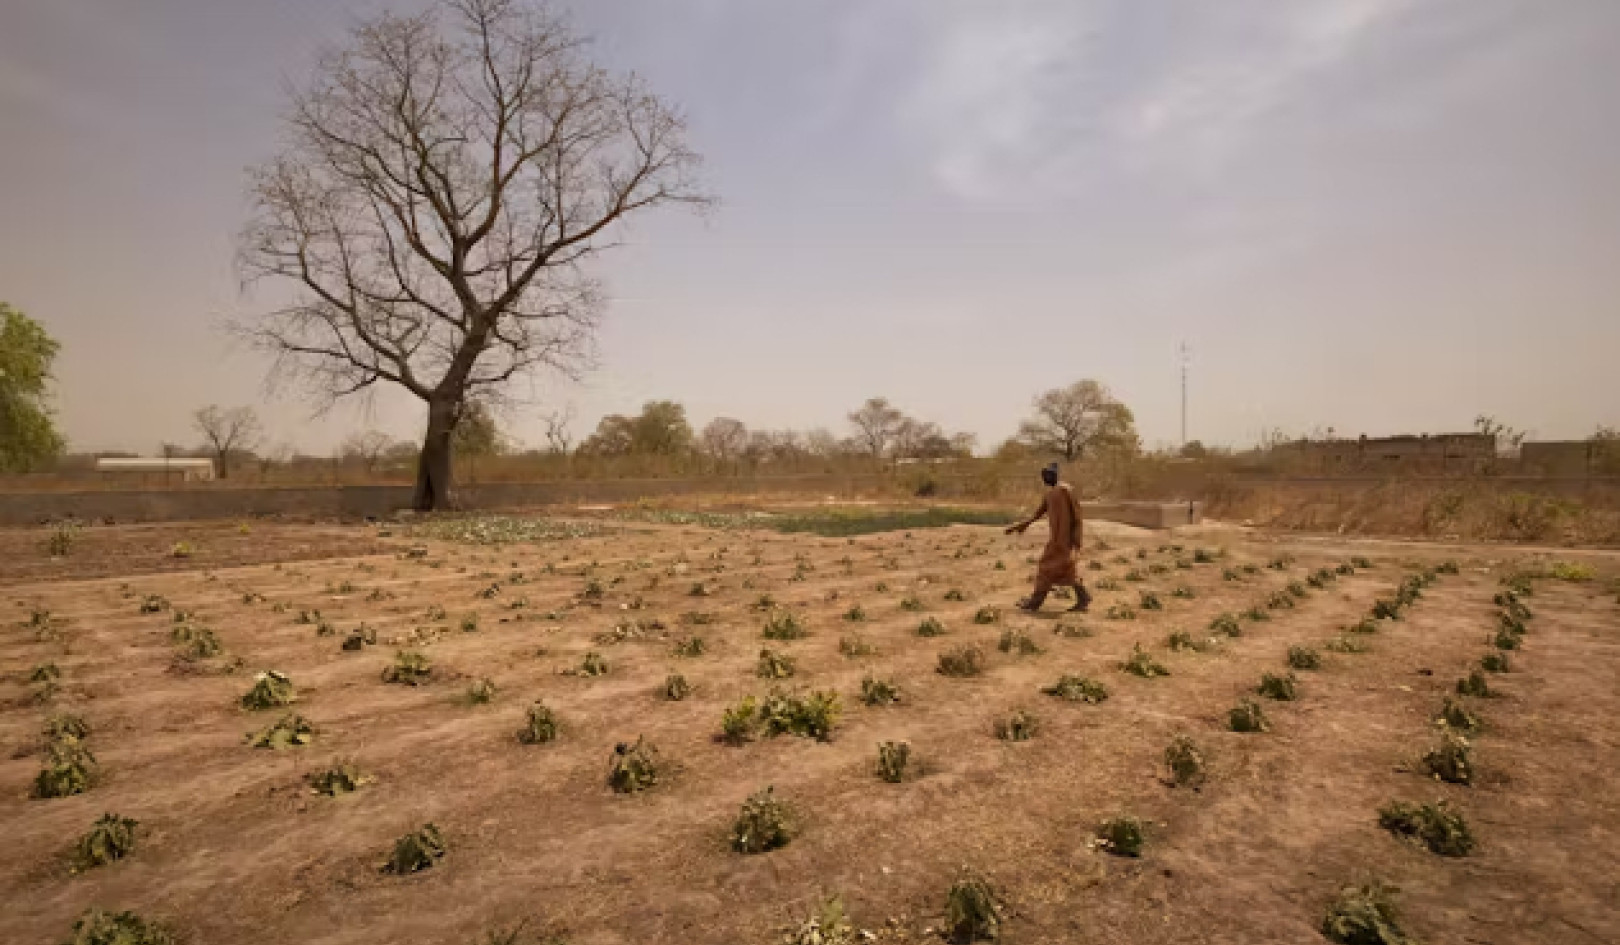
[
  {"xmin": 541, "ymin": 405, "xmax": 575, "ymax": 453},
  {"xmin": 192, "ymin": 405, "xmax": 263, "ymax": 479},
  {"xmin": 847, "ymin": 397, "xmax": 905, "ymax": 459},
  {"xmin": 236, "ymin": 0, "xmax": 705, "ymax": 510},
  {"xmin": 1016, "ymin": 380, "xmax": 1137, "ymax": 460},
  {"xmin": 340, "ymin": 430, "xmax": 400, "ymax": 473},
  {"xmin": 699, "ymin": 417, "xmax": 748, "ymax": 464}
]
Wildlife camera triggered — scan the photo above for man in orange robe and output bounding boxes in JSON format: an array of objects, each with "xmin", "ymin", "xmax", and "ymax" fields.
[{"xmin": 1005, "ymin": 462, "xmax": 1090, "ymax": 613}]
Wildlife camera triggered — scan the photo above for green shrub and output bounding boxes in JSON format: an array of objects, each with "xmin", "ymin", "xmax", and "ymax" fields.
[
  {"xmin": 1321, "ymin": 881, "xmax": 1413, "ymax": 945},
  {"xmin": 997, "ymin": 629, "xmax": 1041, "ymax": 656},
  {"xmin": 1422, "ymin": 729, "xmax": 1473, "ymax": 784},
  {"xmin": 1287, "ymin": 646, "xmax": 1322, "ymax": 670},
  {"xmin": 1480, "ymin": 652, "xmax": 1510, "ymax": 673},
  {"xmin": 937, "ymin": 645, "xmax": 986, "ymax": 677},
  {"xmin": 721, "ymin": 696, "xmax": 758, "ymax": 743},
  {"xmin": 1550, "ymin": 560, "xmax": 1595, "ymax": 582},
  {"xmin": 876, "ymin": 741, "xmax": 912, "ymax": 783},
  {"xmin": 35, "ymin": 738, "xmax": 97, "ymax": 798},
  {"xmin": 763, "ymin": 609, "xmax": 807, "ymax": 640},
  {"xmin": 519, "ymin": 701, "xmax": 559, "ymax": 744},
  {"xmin": 1121, "ymin": 643, "xmax": 1168, "ymax": 678},
  {"xmin": 1209, "ymin": 613, "xmax": 1242, "ymax": 637},
  {"xmin": 993, "ymin": 710, "xmax": 1039, "ymax": 741},
  {"xmin": 1378, "ymin": 800, "xmax": 1475, "ymax": 856},
  {"xmin": 751, "ymin": 593, "xmax": 777, "ymax": 611},
  {"xmin": 1043, "ymin": 674, "xmax": 1108, "ymax": 703},
  {"xmin": 382, "ymin": 651, "xmax": 432, "ymax": 685},
  {"xmin": 861, "ymin": 675, "xmax": 901, "ymax": 706},
  {"xmin": 1456, "ymin": 670, "xmax": 1490, "ymax": 698},
  {"xmin": 944, "ymin": 872, "xmax": 1002, "ymax": 943},
  {"xmin": 916, "ymin": 617, "xmax": 947, "ymax": 637},
  {"xmin": 245, "ymin": 713, "xmax": 315, "ymax": 749},
  {"xmin": 71, "ymin": 812, "xmax": 138, "ymax": 871},
  {"xmin": 662, "ymin": 674, "xmax": 692, "ymax": 701},
  {"xmin": 838, "ymin": 634, "xmax": 875, "ymax": 658},
  {"xmin": 307, "ymin": 763, "xmax": 373, "ymax": 796},
  {"xmin": 467, "ymin": 677, "xmax": 498, "ymax": 704},
  {"xmin": 61, "ymin": 909, "xmax": 175, "ymax": 945},
  {"xmin": 240, "ymin": 670, "xmax": 296, "ymax": 710},
  {"xmin": 171, "ymin": 624, "xmax": 222, "ymax": 659},
  {"xmin": 1095, "ymin": 816, "xmax": 1144, "ymax": 857},
  {"xmin": 1257, "ymin": 672, "xmax": 1298, "ymax": 700},
  {"xmin": 972, "ymin": 606, "xmax": 999, "ymax": 625},
  {"xmin": 382, "ymin": 823, "xmax": 446, "ymax": 874},
  {"xmin": 757, "ymin": 648, "xmax": 797, "ymax": 679},
  {"xmin": 1164, "ymin": 735, "xmax": 1205, "ymax": 787},
  {"xmin": 759, "ymin": 689, "xmax": 841, "ymax": 740},
  {"xmin": 43, "ymin": 713, "xmax": 90, "ymax": 742},
  {"xmin": 607, "ymin": 736, "xmax": 662, "ymax": 793},
  {"xmin": 730, "ymin": 786, "xmax": 796, "ymax": 853},
  {"xmin": 1436, "ymin": 697, "xmax": 1479, "ymax": 734},
  {"xmin": 1229, "ymin": 699, "xmax": 1269, "ymax": 733}
]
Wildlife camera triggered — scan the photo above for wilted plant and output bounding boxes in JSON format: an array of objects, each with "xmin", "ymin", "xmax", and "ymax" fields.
[
  {"xmin": 1165, "ymin": 630, "xmax": 1204, "ymax": 652},
  {"xmin": 899, "ymin": 595, "xmax": 924, "ymax": 612},
  {"xmin": 35, "ymin": 739, "xmax": 97, "ymax": 797},
  {"xmin": 876, "ymin": 741, "xmax": 912, "ymax": 783},
  {"xmin": 607, "ymin": 736, "xmax": 662, "ymax": 793},
  {"xmin": 1043, "ymin": 674, "xmax": 1108, "ymax": 703},
  {"xmin": 1053, "ymin": 621, "xmax": 1093, "ymax": 639},
  {"xmin": 382, "ymin": 823, "xmax": 447, "ymax": 874},
  {"xmin": 1321, "ymin": 880, "xmax": 1412, "ymax": 945},
  {"xmin": 861, "ymin": 675, "xmax": 901, "ymax": 706},
  {"xmin": 993, "ymin": 709, "xmax": 1039, "ymax": 741},
  {"xmin": 1170, "ymin": 585, "xmax": 1196, "ymax": 599},
  {"xmin": 139, "ymin": 594, "xmax": 168, "ymax": 614},
  {"xmin": 1124, "ymin": 568, "xmax": 1145, "ymax": 583},
  {"xmin": 30, "ymin": 662, "xmax": 61, "ymax": 684},
  {"xmin": 519, "ymin": 701, "xmax": 559, "ymax": 744},
  {"xmin": 1165, "ymin": 735, "xmax": 1206, "ymax": 787},
  {"xmin": 1138, "ymin": 591, "xmax": 1163, "ymax": 611},
  {"xmin": 672, "ymin": 635, "xmax": 706, "ymax": 657},
  {"xmin": 730, "ymin": 786, "xmax": 796, "ymax": 853},
  {"xmin": 838, "ymin": 634, "xmax": 875, "ymax": 658},
  {"xmin": 1121, "ymin": 643, "xmax": 1168, "ymax": 678},
  {"xmin": 1287, "ymin": 645, "xmax": 1322, "ymax": 670},
  {"xmin": 46, "ymin": 521, "xmax": 79, "ymax": 557},
  {"xmin": 972, "ymin": 606, "xmax": 999, "ymax": 625},
  {"xmin": 1210, "ymin": 613, "xmax": 1242, "ymax": 636},
  {"xmin": 662, "ymin": 674, "xmax": 692, "ymax": 701},
  {"xmin": 467, "ymin": 677, "xmax": 498, "ymax": 704},
  {"xmin": 1095, "ymin": 577, "xmax": 1121, "ymax": 591},
  {"xmin": 1378, "ymin": 800, "xmax": 1474, "ymax": 856},
  {"xmin": 1456, "ymin": 669, "xmax": 1490, "ymax": 698},
  {"xmin": 757, "ymin": 648, "xmax": 797, "ymax": 679},
  {"xmin": 245, "ymin": 713, "xmax": 315, "ymax": 749},
  {"xmin": 944, "ymin": 872, "xmax": 1002, "ymax": 943},
  {"xmin": 915, "ymin": 616, "xmax": 947, "ymax": 638},
  {"xmin": 997, "ymin": 629, "xmax": 1041, "ymax": 656},
  {"xmin": 1436, "ymin": 560, "xmax": 1460, "ymax": 575},
  {"xmin": 1324, "ymin": 635, "xmax": 1368, "ymax": 654},
  {"xmin": 1265, "ymin": 590, "xmax": 1295, "ymax": 611},
  {"xmin": 71, "ymin": 812, "xmax": 138, "ymax": 871},
  {"xmin": 1106, "ymin": 603, "xmax": 1137, "ymax": 620},
  {"xmin": 679, "ymin": 611, "xmax": 716, "ymax": 626},
  {"xmin": 1436, "ymin": 697, "xmax": 1479, "ymax": 733},
  {"xmin": 171, "ymin": 623, "xmax": 222, "ymax": 659},
  {"xmin": 1422, "ymin": 729, "xmax": 1473, "ymax": 784},
  {"xmin": 944, "ymin": 588, "xmax": 967, "ymax": 601},
  {"xmin": 60, "ymin": 909, "xmax": 175, "ymax": 945},
  {"xmin": 1222, "ymin": 567, "xmax": 1242, "ymax": 582},
  {"xmin": 1287, "ymin": 580, "xmax": 1309, "ymax": 598},
  {"xmin": 44, "ymin": 713, "xmax": 90, "ymax": 742},
  {"xmin": 382, "ymin": 651, "xmax": 432, "ymax": 685},
  {"xmin": 307, "ymin": 763, "xmax": 373, "ymax": 796},
  {"xmin": 1229, "ymin": 698, "xmax": 1269, "ymax": 733},
  {"xmin": 342, "ymin": 625, "xmax": 378, "ymax": 650},
  {"xmin": 1095, "ymin": 816, "xmax": 1144, "ymax": 857},
  {"xmin": 763, "ymin": 609, "xmax": 807, "ymax": 640},
  {"xmin": 1257, "ymin": 672, "xmax": 1298, "ymax": 700},
  {"xmin": 241, "ymin": 670, "xmax": 296, "ymax": 710},
  {"xmin": 782, "ymin": 895, "xmax": 856, "ymax": 945},
  {"xmin": 937, "ymin": 645, "xmax": 985, "ymax": 677},
  {"xmin": 460, "ymin": 613, "xmax": 481, "ymax": 632}
]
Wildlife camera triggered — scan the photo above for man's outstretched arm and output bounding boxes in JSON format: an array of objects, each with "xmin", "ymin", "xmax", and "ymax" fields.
[{"xmin": 1006, "ymin": 496, "xmax": 1049, "ymax": 535}]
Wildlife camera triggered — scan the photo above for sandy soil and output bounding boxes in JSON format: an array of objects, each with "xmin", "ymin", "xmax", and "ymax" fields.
[{"xmin": 1, "ymin": 516, "xmax": 1616, "ymax": 945}]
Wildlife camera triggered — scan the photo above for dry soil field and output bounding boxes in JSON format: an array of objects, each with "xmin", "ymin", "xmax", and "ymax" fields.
[{"xmin": 2, "ymin": 510, "xmax": 1618, "ymax": 945}]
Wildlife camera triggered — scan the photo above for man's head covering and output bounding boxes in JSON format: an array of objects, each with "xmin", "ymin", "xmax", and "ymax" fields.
[{"xmin": 1041, "ymin": 461, "xmax": 1059, "ymax": 485}]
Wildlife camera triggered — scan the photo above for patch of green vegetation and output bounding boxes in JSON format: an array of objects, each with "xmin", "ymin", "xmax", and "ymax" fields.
[
  {"xmin": 519, "ymin": 701, "xmax": 559, "ymax": 744},
  {"xmin": 1321, "ymin": 880, "xmax": 1413, "ymax": 945},
  {"xmin": 997, "ymin": 629, "xmax": 1041, "ymax": 656},
  {"xmin": 763, "ymin": 609, "xmax": 807, "ymax": 640},
  {"xmin": 61, "ymin": 908, "xmax": 175, "ymax": 945},
  {"xmin": 34, "ymin": 738, "xmax": 97, "ymax": 798},
  {"xmin": 661, "ymin": 674, "xmax": 692, "ymax": 701},
  {"xmin": 1165, "ymin": 734, "xmax": 1206, "ymax": 787},
  {"xmin": 1095, "ymin": 816, "xmax": 1144, "ymax": 857},
  {"xmin": 972, "ymin": 605, "xmax": 1000, "ymax": 625},
  {"xmin": 172, "ymin": 623, "xmax": 222, "ymax": 659},
  {"xmin": 382, "ymin": 651, "xmax": 432, "ymax": 685},
  {"xmin": 607, "ymin": 736, "xmax": 662, "ymax": 793},
  {"xmin": 44, "ymin": 713, "xmax": 90, "ymax": 742},
  {"xmin": 937, "ymin": 645, "xmax": 986, "ymax": 677},
  {"xmin": 307, "ymin": 763, "xmax": 373, "ymax": 796},
  {"xmin": 240, "ymin": 670, "xmax": 295, "ymax": 710},
  {"xmin": 993, "ymin": 709, "xmax": 1039, "ymax": 741},
  {"xmin": 861, "ymin": 674, "xmax": 901, "ymax": 706},
  {"xmin": 1287, "ymin": 645, "xmax": 1322, "ymax": 670},
  {"xmin": 1209, "ymin": 613, "xmax": 1242, "ymax": 637},
  {"xmin": 1121, "ymin": 643, "xmax": 1168, "ymax": 678},
  {"xmin": 757, "ymin": 648, "xmax": 797, "ymax": 679},
  {"xmin": 1456, "ymin": 669, "xmax": 1490, "ymax": 697},
  {"xmin": 467, "ymin": 677, "xmax": 498, "ymax": 704},
  {"xmin": 781, "ymin": 896, "xmax": 857, "ymax": 945},
  {"xmin": 1379, "ymin": 800, "xmax": 1474, "ymax": 856},
  {"xmin": 408, "ymin": 515, "xmax": 610, "ymax": 544},
  {"xmin": 1422, "ymin": 729, "xmax": 1473, "ymax": 784},
  {"xmin": 1480, "ymin": 652, "xmax": 1510, "ymax": 673},
  {"xmin": 71, "ymin": 812, "xmax": 138, "ymax": 871},
  {"xmin": 1229, "ymin": 698, "xmax": 1269, "ymax": 733},
  {"xmin": 720, "ymin": 696, "xmax": 759, "ymax": 743},
  {"xmin": 382, "ymin": 823, "xmax": 447, "ymax": 874},
  {"xmin": 1549, "ymin": 560, "xmax": 1595, "ymax": 582},
  {"xmin": 1257, "ymin": 672, "xmax": 1298, "ymax": 701},
  {"xmin": 1043, "ymin": 674, "xmax": 1108, "ymax": 703},
  {"xmin": 759, "ymin": 688, "xmax": 842, "ymax": 740},
  {"xmin": 731, "ymin": 786, "xmax": 796, "ymax": 853},
  {"xmin": 245, "ymin": 713, "xmax": 315, "ymax": 750}
]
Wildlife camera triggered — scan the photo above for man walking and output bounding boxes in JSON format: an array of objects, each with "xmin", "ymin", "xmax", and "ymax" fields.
[{"xmin": 1005, "ymin": 462, "xmax": 1091, "ymax": 613}]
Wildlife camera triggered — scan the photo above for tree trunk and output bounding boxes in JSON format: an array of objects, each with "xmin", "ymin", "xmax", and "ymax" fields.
[
  {"xmin": 413, "ymin": 399, "xmax": 458, "ymax": 511},
  {"xmin": 218, "ymin": 450, "xmax": 231, "ymax": 480}
]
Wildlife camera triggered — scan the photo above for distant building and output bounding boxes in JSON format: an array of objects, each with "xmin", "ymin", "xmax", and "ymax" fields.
[
  {"xmin": 95, "ymin": 457, "xmax": 216, "ymax": 482},
  {"xmin": 1273, "ymin": 433, "xmax": 1495, "ymax": 473}
]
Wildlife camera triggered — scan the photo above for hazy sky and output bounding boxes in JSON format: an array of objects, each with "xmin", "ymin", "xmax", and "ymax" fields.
[{"xmin": 2, "ymin": 0, "xmax": 1617, "ymax": 456}]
